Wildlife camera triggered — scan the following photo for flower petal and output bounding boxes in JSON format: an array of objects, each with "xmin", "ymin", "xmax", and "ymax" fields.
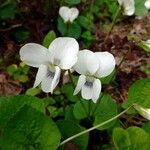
[
  {"xmin": 59, "ymin": 6, "xmax": 70, "ymax": 23},
  {"xmin": 118, "ymin": 0, "xmax": 135, "ymax": 16},
  {"xmin": 94, "ymin": 52, "xmax": 116, "ymax": 78},
  {"xmin": 145, "ymin": 0, "xmax": 150, "ymax": 10},
  {"xmin": 50, "ymin": 66, "xmax": 61, "ymax": 93},
  {"xmin": 33, "ymin": 64, "xmax": 47, "ymax": 88},
  {"xmin": 70, "ymin": 8, "xmax": 79, "ymax": 22},
  {"xmin": 92, "ymin": 79, "xmax": 101, "ymax": 103},
  {"xmin": 74, "ymin": 75, "xmax": 86, "ymax": 95},
  {"xmin": 48, "ymin": 37, "xmax": 79, "ymax": 69},
  {"xmin": 73, "ymin": 50, "xmax": 99, "ymax": 75},
  {"xmin": 20, "ymin": 43, "xmax": 49, "ymax": 67}
]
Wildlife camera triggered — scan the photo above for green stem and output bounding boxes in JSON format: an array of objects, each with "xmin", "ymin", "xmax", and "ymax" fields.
[
  {"xmin": 68, "ymin": 70, "xmax": 88, "ymax": 116},
  {"xmin": 59, "ymin": 105, "xmax": 133, "ymax": 146},
  {"xmin": 104, "ymin": 6, "xmax": 121, "ymax": 42}
]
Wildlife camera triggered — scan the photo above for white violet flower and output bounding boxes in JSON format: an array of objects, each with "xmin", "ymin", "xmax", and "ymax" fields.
[
  {"xmin": 73, "ymin": 50, "xmax": 116, "ymax": 103},
  {"xmin": 145, "ymin": 0, "xmax": 150, "ymax": 10},
  {"xmin": 20, "ymin": 37, "xmax": 79, "ymax": 93},
  {"xmin": 59, "ymin": 6, "xmax": 79, "ymax": 23},
  {"xmin": 134, "ymin": 104, "xmax": 150, "ymax": 120},
  {"xmin": 117, "ymin": 0, "xmax": 135, "ymax": 16}
]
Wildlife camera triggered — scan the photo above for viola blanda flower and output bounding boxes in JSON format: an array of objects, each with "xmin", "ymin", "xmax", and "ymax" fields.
[
  {"xmin": 59, "ymin": 6, "xmax": 79, "ymax": 23},
  {"xmin": 73, "ymin": 50, "xmax": 116, "ymax": 103},
  {"xmin": 134, "ymin": 104, "xmax": 150, "ymax": 120},
  {"xmin": 117, "ymin": 0, "xmax": 135, "ymax": 16},
  {"xmin": 145, "ymin": 0, "xmax": 150, "ymax": 10},
  {"xmin": 20, "ymin": 37, "xmax": 79, "ymax": 93}
]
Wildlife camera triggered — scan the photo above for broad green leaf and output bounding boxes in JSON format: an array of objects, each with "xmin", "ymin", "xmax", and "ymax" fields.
[
  {"xmin": 0, "ymin": 2, "xmax": 17, "ymax": 20},
  {"xmin": 94, "ymin": 94, "xmax": 118, "ymax": 130},
  {"xmin": 61, "ymin": 84, "xmax": 78, "ymax": 102},
  {"xmin": 57, "ymin": 17, "xmax": 67, "ymax": 36},
  {"xmin": 0, "ymin": 105, "xmax": 61, "ymax": 150},
  {"xmin": 0, "ymin": 95, "xmax": 45, "ymax": 128},
  {"xmin": 113, "ymin": 126, "xmax": 150, "ymax": 150},
  {"xmin": 142, "ymin": 122, "xmax": 150, "ymax": 135},
  {"xmin": 135, "ymin": 0, "xmax": 148, "ymax": 16},
  {"xmin": 67, "ymin": 22, "xmax": 81, "ymax": 39},
  {"xmin": 78, "ymin": 16, "xmax": 92, "ymax": 31},
  {"xmin": 26, "ymin": 88, "xmax": 41, "ymax": 96},
  {"xmin": 122, "ymin": 78, "xmax": 150, "ymax": 113},
  {"xmin": 42, "ymin": 31, "xmax": 56, "ymax": 48},
  {"xmin": 73, "ymin": 100, "xmax": 94, "ymax": 120},
  {"xmin": 64, "ymin": 0, "xmax": 81, "ymax": 5},
  {"xmin": 57, "ymin": 120, "xmax": 88, "ymax": 150},
  {"xmin": 113, "ymin": 128, "xmax": 131, "ymax": 150}
]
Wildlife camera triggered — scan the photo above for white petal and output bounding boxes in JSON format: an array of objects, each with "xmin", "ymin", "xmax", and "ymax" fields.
[
  {"xmin": 59, "ymin": 6, "xmax": 70, "ymax": 23},
  {"xmin": 124, "ymin": 6, "xmax": 135, "ymax": 16},
  {"xmin": 69, "ymin": 8, "xmax": 79, "ymax": 22},
  {"xmin": 48, "ymin": 37, "xmax": 79, "ymax": 69},
  {"xmin": 20, "ymin": 43, "xmax": 49, "ymax": 67},
  {"xmin": 74, "ymin": 75, "xmax": 86, "ymax": 95},
  {"xmin": 81, "ymin": 84, "xmax": 93, "ymax": 100},
  {"xmin": 92, "ymin": 79, "xmax": 101, "ymax": 103},
  {"xmin": 50, "ymin": 66, "xmax": 61, "ymax": 93},
  {"xmin": 33, "ymin": 64, "xmax": 47, "ymax": 88},
  {"xmin": 134, "ymin": 105, "xmax": 150, "ymax": 120},
  {"xmin": 145, "ymin": 0, "xmax": 150, "ymax": 9},
  {"xmin": 41, "ymin": 66, "xmax": 60, "ymax": 93},
  {"xmin": 73, "ymin": 50, "xmax": 99, "ymax": 76},
  {"xmin": 94, "ymin": 52, "xmax": 116, "ymax": 78},
  {"xmin": 118, "ymin": 0, "xmax": 135, "ymax": 16}
]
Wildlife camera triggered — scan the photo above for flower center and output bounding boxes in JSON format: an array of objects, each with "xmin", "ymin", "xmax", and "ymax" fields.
[{"xmin": 84, "ymin": 81, "xmax": 93, "ymax": 87}]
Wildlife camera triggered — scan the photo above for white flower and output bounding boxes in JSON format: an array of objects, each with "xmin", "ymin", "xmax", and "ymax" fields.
[
  {"xmin": 145, "ymin": 0, "xmax": 150, "ymax": 10},
  {"xmin": 20, "ymin": 37, "xmax": 79, "ymax": 93},
  {"xmin": 118, "ymin": 0, "xmax": 135, "ymax": 16},
  {"xmin": 134, "ymin": 104, "xmax": 150, "ymax": 120},
  {"xmin": 73, "ymin": 50, "xmax": 116, "ymax": 103},
  {"xmin": 59, "ymin": 6, "xmax": 79, "ymax": 23}
]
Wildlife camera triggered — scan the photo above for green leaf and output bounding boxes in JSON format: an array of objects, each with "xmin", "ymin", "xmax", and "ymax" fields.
[
  {"xmin": 57, "ymin": 17, "xmax": 67, "ymax": 36},
  {"xmin": 94, "ymin": 94, "xmax": 118, "ymax": 130},
  {"xmin": 78, "ymin": 16, "xmax": 92, "ymax": 31},
  {"xmin": 143, "ymin": 122, "xmax": 150, "ymax": 132},
  {"xmin": 64, "ymin": 0, "xmax": 81, "ymax": 5},
  {"xmin": 113, "ymin": 127, "xmax": 150, "ymax": 150},
  {"xmin": 0, "ymin": 95, "xmax": 45, "ymax": 128},
  {"xmin": 135, "ymin": 0, "xmax": 148, "ymax": 16},
  {"xmin": 42, "ymin": 31, "xmax": 56, "ymax": 48},
  {"xmin": 26, "ymin": 88, "xmax": 41, "ymax": 96},
  {"xmin": 122, "ymin": 78, "xmax": 150, "ymax": 113},
  {"xmin": 73, "ymin": 100, "xmax": 92, "ymax": 120},
  {"xmin": 0, "ymin": 2, "xmax": 17, "ymax": 20},
  {"xmin": 14, "ymin": 28, "xmax": 30, "ymax": 42},
  {"xmin": 0, "ymin": 105, "xmax": 61, "ymax": 150},
  {"xmin": 113, "ymin": 127, "xmax": 131, "ymax": 150},
  {"xmin": 61, "ymin": 84, "xmax": 78, "ymax": 102},
  {"xmin": 57, "ymin": 120, "xmax": 88, "ymax": 150},
  {"xmin": 67, "ymin": 22, "xmax": 81, "ymax": 39}
]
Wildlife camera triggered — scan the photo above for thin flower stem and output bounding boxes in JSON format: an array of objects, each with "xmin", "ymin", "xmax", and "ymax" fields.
[
  {"xmin": 59, "ymin": 105, "xmax": 133, "ymax": 146},
  {"xmin": 104, "ymin": 6, "xmax": 121, "ymax": 42},
  {"xmin": 68, "ymin": 70, "xmax": 88, "ymax": 116}
]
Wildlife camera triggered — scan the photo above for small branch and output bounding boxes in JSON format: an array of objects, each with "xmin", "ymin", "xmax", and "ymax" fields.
[
  {"xmin": 60, "ymin": 105, "xmax": 133, "ymax": 146},
  {"xmin": 0, "ymin": 24, "xmax": 22, "ymax": 32}
]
